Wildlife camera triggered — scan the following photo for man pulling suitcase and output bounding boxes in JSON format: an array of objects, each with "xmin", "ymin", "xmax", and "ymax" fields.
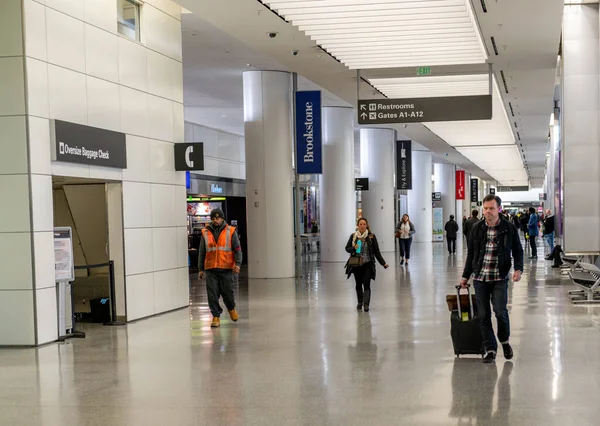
[{"xmin": 460, "ymin": 195, "xmax": 524, "ymax": 363}]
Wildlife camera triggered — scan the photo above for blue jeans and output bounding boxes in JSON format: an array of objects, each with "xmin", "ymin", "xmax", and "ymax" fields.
[
  {"xmin": 474, "ymin": 279, "xmax": 510, "ymax": 353},
  {"xmin": 545, "ymin": 232, "xmax": 555, "ymax": 252}
]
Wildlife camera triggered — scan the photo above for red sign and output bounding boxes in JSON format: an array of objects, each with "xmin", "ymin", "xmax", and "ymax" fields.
[{"xmin": 456, "ymin": 170, "xmax": 465, "ymax": 200}]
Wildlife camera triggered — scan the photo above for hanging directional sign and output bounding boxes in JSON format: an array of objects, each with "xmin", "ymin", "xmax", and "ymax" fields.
[{"xmin": 357, "ymin": 95, "xmax": 492, "ymax": 125}]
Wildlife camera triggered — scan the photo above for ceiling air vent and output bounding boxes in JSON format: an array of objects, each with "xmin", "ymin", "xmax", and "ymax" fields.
[
  {"xmin": 509, "ymin": 102, "xmax": 515, "ymax": 117},
  {"xmin": 514, "ymin": 121, "xmax": 518, "ymax": 129},
  {"xmin": 491, "ymin": 37, "xmax": 499, "ymax": 56},
  {"xmin": 500, "ymin": 70, "xmax": 509, "ymax": 93},
  {"xmin": 480, "ymin": 0, "xmax": 488, "ymax": 13},
  {"xmin": 517, "ymin": 133, "xmax": 521, "ymax": 141}
]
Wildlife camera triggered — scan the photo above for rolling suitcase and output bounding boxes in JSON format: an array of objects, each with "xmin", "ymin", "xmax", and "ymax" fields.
[{"xmin": 450, "ymin": 285, "xmax": 484, "ymax": 357}]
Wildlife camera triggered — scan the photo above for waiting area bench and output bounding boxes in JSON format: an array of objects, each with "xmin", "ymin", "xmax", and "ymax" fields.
[{"xmin": 568, "ymin": 258, "xmax": 600, "ymax": 304}]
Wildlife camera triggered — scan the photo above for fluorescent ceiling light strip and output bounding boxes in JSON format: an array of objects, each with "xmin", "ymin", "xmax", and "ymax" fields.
[
  {"xmin": 370, "ymin": 75, "xmax": 488, "ymax": 84},
  {"xmin": 335, "ymin": 46, "xmax": 483, "ymax": 55},
  {"xmin": 273, "ymin": 0, "xmax": 467, "ymax": 14},
  {"xmin": 339, "ymin": 53, "xmax": 484, "ymax": 62},
  {"xmin": 298, "ymin": 21, "xmax": 474, "ymax": 32},
  {"xmin": 346, "ymin": 59, "xmax": 485, "ymax": 69},
  {"xmin": 321, "ymin": 35, "xmax": 478, "ymax": 47},
  {"xmin": 287, "ymin": 13, "xmax": 470, "ymax": 25},
  {"xmin": 268, "ymin": 0, "xmax": 452, "ymax": 6},
  {"xmin": 307, "ymin": 27, "xmax": 477, "ymax": 37},
  {"xmin": 289, "ymin": 6, "xmax": 468, "ymax": 21}
]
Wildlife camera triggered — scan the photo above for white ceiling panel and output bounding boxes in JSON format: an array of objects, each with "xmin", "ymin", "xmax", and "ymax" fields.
[{"xmin": 262, "ymin": 0, "xmax": 487, "ymax": 69}]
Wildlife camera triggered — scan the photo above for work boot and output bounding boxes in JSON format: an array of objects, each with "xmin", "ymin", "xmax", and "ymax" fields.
[
  {"xmin": 363, "ymin": 290, "xmax": 371, "ymax": 312},
  {"xmin": 483, "ymin": 351, "xmax": 496, "ymax": 364},
  {"xmin": 502, "ymin": 343, "xmax": 514, "ymax": 360},
  {"xmin": 228, "ymin": 309, "xmax": 239, "ymax": 322},
  {"xmin": 210, "ymin": 317, "xmax": 220, "ymax": 328}
]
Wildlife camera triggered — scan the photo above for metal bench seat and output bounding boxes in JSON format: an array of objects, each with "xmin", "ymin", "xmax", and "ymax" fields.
[{"xmin": 569, "ymin": 261, "xmax": 600, "ymax": 304}]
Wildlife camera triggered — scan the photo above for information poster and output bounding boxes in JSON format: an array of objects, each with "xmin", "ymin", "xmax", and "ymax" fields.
[
  {"xmin": 433, "ymin": 208, "xmax": 444, "ymax": 242},
  {"xmin": 54, "ymin": 228, "xmax": 74, "ymax": 282}
]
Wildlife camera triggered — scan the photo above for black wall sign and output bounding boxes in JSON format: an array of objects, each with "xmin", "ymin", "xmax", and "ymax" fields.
[
  {"xmin": 358, "ymin": 95, "xmax": 492, "ymax": 125},
  {"xmin": 355, "ymin": 178, "xmax": 369, "ymax": 191},
  {"xmin": 432, "ymin": 192, "xmax": 442, "ymax": 202},
  {"xmin": 396, "ymin": 140, "xmax": 412, "ymax": 190},
  {"xmin": 470, "ymin": 179, "xmax": 479, "ymax": 203},
  {"xmin": 51, "ymin": 120, "xmax": 127, "ymax": 168},
  {"xmin": 497, "ymin": 186, "xmax": 529, "ymax": 192},
  {"xmin": 174, "ymin": 143, "xmax": 204, "ymax": 171},
  {"xmin": 490, "ymin": 188, "xmax": 496, "ymax": 195}
]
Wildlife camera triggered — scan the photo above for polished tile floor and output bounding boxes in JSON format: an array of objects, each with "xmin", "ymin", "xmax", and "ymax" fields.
[{"xmin": 2, "ymin": 239, "xmax": 600, "ymax": 425}]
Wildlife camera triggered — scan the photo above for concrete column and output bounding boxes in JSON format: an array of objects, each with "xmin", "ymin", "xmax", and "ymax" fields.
[
  {"xmin": 243, "ymin": 71, "xmax": 295, "ymax": 278},
  {"xmin": 434, "ymin": 163, "xmax": 457, "ymax": 235},
  {"xmin": 320, "ymin": 107, "xmax": 355, "ymax": 262},
  {"xmin": 408, "ymin": 150, "xmax": 433, "ymax": 243},
  {"xmin": 360, "ymin": 128, "xmax": 395, "ymax": 253},
  {"xmin": 562, "ymin": 3, "xmax": 600, "ymax": 252}
]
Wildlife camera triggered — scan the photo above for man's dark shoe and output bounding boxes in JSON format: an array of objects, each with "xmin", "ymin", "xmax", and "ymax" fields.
[
  {"xmin": 483, "ymin": 351, "xmax": 496, "ymax": 364},
  {"xmin": 357, "ymin": 303, "xmax": 363, "ymax": 311},
  {"xmin": 502, "ymin": 343, "xmax": 513, "ymax": 360},
  {"xmin": 529, "ymin": 256, "xmax": 538, "ymax": 260}
]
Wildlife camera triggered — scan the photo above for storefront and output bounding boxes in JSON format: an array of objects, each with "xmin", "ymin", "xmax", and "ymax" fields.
[{"xmin": 187, "ymin": 176, "xmax": 247, "ymax": 268}]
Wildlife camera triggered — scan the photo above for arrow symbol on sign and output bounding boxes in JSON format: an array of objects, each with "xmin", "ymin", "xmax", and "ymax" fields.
[
  {"xmin": 360, "ymin": 112, "xmax": 368, "ymax": 119},
  {"xmin": 360, "ymin": 104, "xmax": 366, "ymax": 111}
]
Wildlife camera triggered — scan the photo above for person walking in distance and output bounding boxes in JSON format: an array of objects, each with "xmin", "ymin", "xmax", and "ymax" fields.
[
  {"xmin": 198, "ymin": 209, "xmax": 242, "ymax": 328},
  {"xmin": 445, "ymin": 215, "xmax": 459, "ymax": 254},
  {"xmin": 543, "ymin": 209, "xmax": 555, "ymax": 253},
  {"xmin": 463, "ymin": 210, "xmax": 480, "ymax": 240},
  {"xmin": 527, "ymin": 207, "xmax": 539, "ymax": 259},
  {"xmin": 461, "ymin": 195, "xmax": 524, "ymax": 364},
  {"xmin": 396, "ymin": 214, "xmax": 416, "ymax": 266},
  {"xmin": 345, "ymin": 218, "xmax": 389, "ymax": 312}
]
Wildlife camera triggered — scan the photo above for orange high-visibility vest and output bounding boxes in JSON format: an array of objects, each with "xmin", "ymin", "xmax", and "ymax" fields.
[{"xmin": 201, "ymin": 225, "xmax": 236, "ymax": 270}]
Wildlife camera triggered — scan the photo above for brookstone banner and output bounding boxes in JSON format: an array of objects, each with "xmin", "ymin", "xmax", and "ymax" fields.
[{"xmin": 295, "ymin": 91, "xmax": 322, "ymax": 175}]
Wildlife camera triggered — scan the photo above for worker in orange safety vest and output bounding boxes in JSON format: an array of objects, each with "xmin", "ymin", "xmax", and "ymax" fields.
[{"xmin": 198, "ymin": 208, "xmax": 242, "ymax": 328}]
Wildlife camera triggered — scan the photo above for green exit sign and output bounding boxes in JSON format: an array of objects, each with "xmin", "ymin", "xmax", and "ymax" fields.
[{"xmin": 417, "ymin": 67, "xmax": 431, "ymax": 76}]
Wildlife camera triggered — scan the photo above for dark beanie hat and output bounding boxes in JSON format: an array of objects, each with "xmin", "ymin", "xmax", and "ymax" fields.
[{"xmin": 210, "ymin": 208, "xmax": 225, "ymax": 220}]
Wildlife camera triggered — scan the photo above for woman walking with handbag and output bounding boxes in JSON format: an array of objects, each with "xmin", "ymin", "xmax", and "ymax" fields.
[
  {"xmin": 396, "ymin": 214, "xmax": 416, "ymax": 266},
  {"xmin": 345, "ymin": 218, "xmax": 389, "ymax": 312}
]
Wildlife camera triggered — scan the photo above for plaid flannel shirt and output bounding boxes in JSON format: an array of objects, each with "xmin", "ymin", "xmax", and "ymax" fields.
[{"xmin": 475, "ymin": 220, "xmax": 502, "ymax": 282}]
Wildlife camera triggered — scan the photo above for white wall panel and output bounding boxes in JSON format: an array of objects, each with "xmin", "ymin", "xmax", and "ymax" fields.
[
  {"xmin": 0, "ymin": 233, "xmax": 33, "ymax": 290},
  {"xmin": 122, "ymin": 135, "xmax": 152, "ymax": 182},
  {"xmin": 125, "ymin": 273, "xmax": 155, "ymax": 321},
  {"xmin": 174, "ymin": 185, "xmax": 187, "ymax": 226},
  {"xmin": 30, "ymin": 174, "xmax": 54, "ymax": 232},
  {"xmin": 36, "ymin": 287, "xmax": 58, "ymax": 344},
  {"xmin": 194, "ymin": 125, "xmax": 218, "ymax": 157},
  {"xmin": 122, "ymin": 182, "xmax": 153, "ymax": 229},
  {"xmin": 152, "ymin": 227, "xmax": 177, "ymax": 271},
  {"xmin": 147, "ymin": 95, "xmax": 174, "ymax": 142},
  {"xmin": 0, "ymin": 175, "xmax": 31, "ymax": 233},
  {"xmin": 33, "ymin": 231, "xmax": 55, "ymax": 290},
  {"xmin": 48, "ymin": 65, "xmax": 87, "ymax": 125},
  {"xmin": 0, "ymin": 116, "xmax": 28, "ymax": 175},
  {"xmin": 147, "ymin": 50, "xmax": 172, "ymax": 100},
  {"xmin": 170, "ymin": 60, "xmax": 183, "ymax": 103},
  {"xmin": 120, "ymin": 86, "xmax": 148, "ymax": 137},
  {"xmin": 51, "ymin": 162, "xmax": 90, "ymax": 179},
  {"xmin": 177, "ymin": 267, "xmax": 189, "ymax": 308},
  {"xmin": 46, "ymin": 8, "xmax": 85, "ymax": 73},
  {"xmin": 173, "ymin": 102, "xmax": 184, "ymax": 143},
  {"xmin": 144, "ymin": 6, "xmax": 182, "ymax": 61},
  {"xmin": 218, "ymin": 132, "xmax": 241, "ymax": 162},
  {"xmin": 153, "ymin": 269, "xmax": 178, "ymax": 313},
  {"xmin": 145, "ymin": 0, "xmax": 182, "ymax": 20},
  {"xmin": 150, "ymin": 140, "xmax": 176, "ymax": 185},
  {"xmin": 89, "ymin": 164, "xmax": 123, "ymax": 181},
  {"xmin": 24, "ymin": 0, "xmax": 47, "ymax": 61},
  {"xmin": 0, "ymin": 57, "xmax": 26, "ymax": 116},
  {"xmin": 26, "ymin": 58, "xmax": 49, "ymax": 119},
  {"xmin": 28, "ymin": 117, "xmax": 51, "ymax": 176},
  {"xmin": 176, "ymin": 226, "xmax": 188, "ymax": 268},
  {"xmin": 218, "ymin": 161, "xmax": 240, "ymax": 179},
  {"xmin": 86, "ymin": 76, "xmax": 121, "ymax": 132},
  {"xmin": 203, "ymin": 158, "xmax": 219, "ymax": 176},
  {"xmin": 150, "ymin": 184, "xmax": 175, "ymax": 227},
  {"xmin": 124, "ymin": 228, "xmax": 154, "ymax": 275},
  {"xmin": 118, "ymin": 37, "xmax": 148, "ymax": 92},
  {"xmin": 83, "ymin": 0, "xmax": 118, "ymax": 33},
  {"xmin": 85, "ymin": 25, "xmax": 119, "ymax": 83},
  {"xmin": 46, "ymin": 0, "xmax": 84, "ymax": 20},
  {"xmin": 0, "ymin": 290, "xmax": 35, "ymax": 345},
  {"xmin": 0, "ymin": 0, "xmax": 23, "ymax": 57}
]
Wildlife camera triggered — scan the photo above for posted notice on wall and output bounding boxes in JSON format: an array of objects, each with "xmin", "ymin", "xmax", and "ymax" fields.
[
  {"xmin": 54, "ymin": 227, "xmax": 74, "ymax": 282},
  {"xmin": 433, "ymin": 208, "xmax": 444, "ymax": 242}
]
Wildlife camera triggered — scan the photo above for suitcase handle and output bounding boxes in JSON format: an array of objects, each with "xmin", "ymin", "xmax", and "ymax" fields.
[{"xmin": 455, "ymin": 284, "xmax": 475, "ymax": 319}]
